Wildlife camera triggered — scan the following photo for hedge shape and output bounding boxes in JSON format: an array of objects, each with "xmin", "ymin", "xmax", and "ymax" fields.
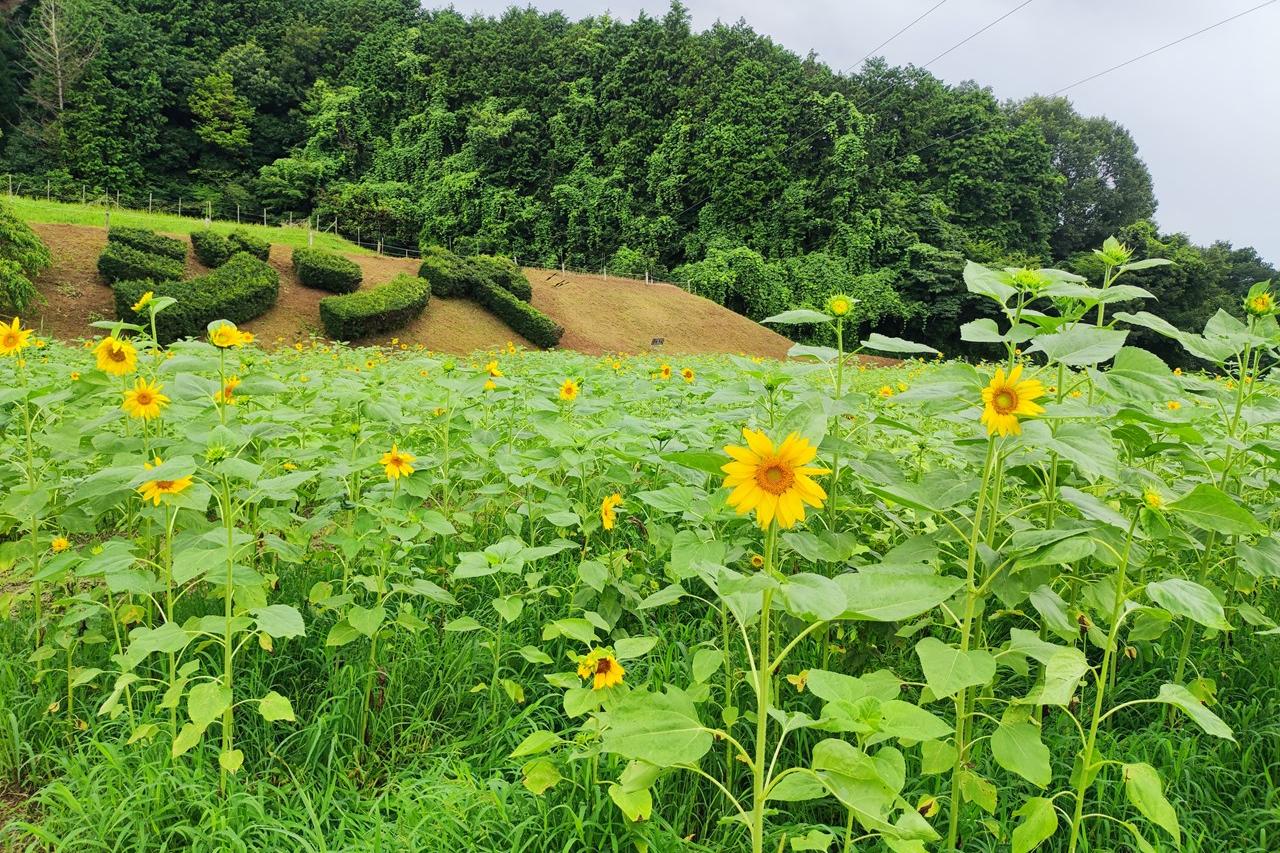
[
  {"xmin": 191, "ymin": 229, "xmax": 234, "ymax": 267},
  {"xmin": 418, "ymin": 246, "xmax": 485, "ymax": 298},
  {"xmin": 319, "ymin": 274, "xmax": 430, "ymax": 340},
  {"xmin": 228, "ymin": 229, "xmax": 271, "ymax": 261},
  {"xmin": 107, "ymin": 227, "xmax": 187, "ymax": 261},
  {"xmin": 112, "ymin": 252, "xmax": 279, "ymax": 343},
  {"xmin": 469, "ymin": 254, "xmax": 531, "ymax": 301},
  {"xmin": 97, "ymin": 241, "xmax": 185, "ymax": 285},
  {"xmin": 473, "ymin": 279, "xmax": 562, "ymax": 348},
  {"xmin": 293, "ymin": 246, "xmax": 362, "ymax": 294}
]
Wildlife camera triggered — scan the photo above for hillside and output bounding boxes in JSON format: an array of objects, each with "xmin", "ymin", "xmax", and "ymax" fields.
[{"xmin": 18, "ymin": 223, "xmax": 793, "ymax": 357}]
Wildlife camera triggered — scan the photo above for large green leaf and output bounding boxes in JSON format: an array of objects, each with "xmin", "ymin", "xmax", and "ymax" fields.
[
  {"xmin": 1154, "ymin": 683, "xmax": 1233, "ymax": 740},
  {"xmin": 600, "ymin": 687, "xmax": 712, "ymax": 767},
  {"xmin": 1025, "ymin": 325, "xmax": 1128, "ymax": 366},
  {"xmin": 1169, "ymin": 484, "xmax": 1266, "ymax": 536},
  {"xmin": 1146, "ymin": 579, "xmax": 1231, "ymax": 631},
  {"xmin": 762, "ymin": 308, "xmax": 832, "ymax": 325},
  {"xmin": 860, "ymin": 333, "xmax": 938, "ymax": 355},
  {"xmin": 991, "ymin": 720, "xmax": 1052, "ymax": 787},
  {"xmin": 1011, "ymin": 796, "xmax": 1058, "ymax": 853},
  {"xmin": 836, "ymin": 571, "xmax": 964, "ymax": 622},
  {"xmin": 914, "ymin": 638, "xmax": 995, "ymax": 699},
  {"xmin": 1123, "ymin": 762, "xmax": 1180, "ymax": 844}
]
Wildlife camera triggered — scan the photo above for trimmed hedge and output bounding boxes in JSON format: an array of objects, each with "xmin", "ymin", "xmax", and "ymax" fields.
[
  {"xmin": 97, "ymin": 241, "xmax": 185, "ymax": 285},
  {"xmin": 473, "ymin": 279, "xmax": 562, "ymax": 348},
  {"xmin": 418, "ymin": 245, "xmax": 485, "ymax": 298},
  {"xmin": 319, "ymin": 274, "xmax": 430, "ymax": 340},
  {"xmin": 469, "ymin": 254, "xmax": 531, "ymax": 301},
  {"xmin": 228, "ymin": 229, "xmax": 271, "ymax": 261},
  {"xmin": 293, "ymin": 246, "xmax": 362, "ymax": 293},
  {"xmin": 191, "ymin": 229, "xmax": 234, "ymax": 267},
  {"xmin": 107, "ymin": 227, "xmax": 187, "ymax": 261},
  {"xmin": 112, "ymin": 252, "xmax": 279, "ymax": 343}
]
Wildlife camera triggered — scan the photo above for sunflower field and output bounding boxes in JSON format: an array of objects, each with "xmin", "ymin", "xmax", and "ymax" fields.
[{"xmin": 1, "ymin": 246, "xmax": 1279, "ymax": 853}]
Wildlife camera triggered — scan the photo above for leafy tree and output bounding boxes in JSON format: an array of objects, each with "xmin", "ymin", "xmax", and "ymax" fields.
[{"xmin": 189, "ymin": 71, "xmax": 252, "ymax": 154}]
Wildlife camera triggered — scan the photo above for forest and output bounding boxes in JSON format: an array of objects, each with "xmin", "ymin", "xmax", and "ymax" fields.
[{"xmin": 0, "ymin": 0, "xmax": 1275, "ymax": 356}]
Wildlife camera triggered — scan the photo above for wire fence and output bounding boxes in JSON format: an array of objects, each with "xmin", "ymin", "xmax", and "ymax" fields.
[{"xmin": 4, "ymin": 174, "xmax": 695, "ymax": 290}]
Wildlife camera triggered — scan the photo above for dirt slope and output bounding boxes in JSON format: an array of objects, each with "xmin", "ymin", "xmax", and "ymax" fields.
[{"xmin": 17, "ymin": 223, "xmax": 792, "ymax": 357}]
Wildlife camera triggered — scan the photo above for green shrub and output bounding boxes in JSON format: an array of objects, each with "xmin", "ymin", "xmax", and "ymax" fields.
[
  {"xmin": 112, "ymin": 252, "xmax": 279, "ymax": 343},
  {"xmin": 469, "ymin": 254, "xmax": 531, "ymax": 301},
  {"xmin": 0, "ymin": 200, "xmax": 51, "ymax": 312},
  {"xmin": 293, "ymin": 246, "xmax": 362, "ymax": 294},
  {"xmin": 191, "ymin": 229, "xmax": 234, "ymax": 267},
  {"xmin": 473, "ymin": 280, "xmax": 562, "ymax": 348},
  {"xmin": 319, "ymin": 274, "xmax": 430, "ymax": 340},
  {"xmin": 107, "ymin": 227, "xmax": 187, "ymax": 261},
  {"xmin": 418, "ymin": 245, "xmax": 484, "ymax": 298},
  {"xmin": 228, "ymin": 229, "xmax": 271, "ymax": 261},
  {"xmin": 97, "ymin": 241, "xmax": 185, "ymax": 285}
]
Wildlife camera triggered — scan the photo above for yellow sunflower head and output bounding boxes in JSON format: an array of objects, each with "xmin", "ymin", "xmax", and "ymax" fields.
[
  {"xmin": 680, "ymin": 367, "xmax": 695, "ymax": 384},
  {"xmin": 486, "ymin": 360, "xmax": 503, "ymax": 378},
  {"xmin": 131, "ymin": 291, "xmax": 155, "ymax": 313},
  {"xmin": 559, "ymin": 378, "xmax": 579, "ymax": 401},
  {"xmin": 483, "ymin": 378, "xmax": 497, "ymax": 391},
  {"xmin": 658, "ymin": 364, "xmax": 671, "ymax": 380},
  {"xmin": 217, "ymin": 376, "xmax": 241, "ymax": 405},
  {"xmin": 136, "ymin": 459, "xmax": 194, "ymax": 506},
  {"xmin": 721, "ymin": 429, "xmax": 829, "ymax": 529},
  {"xmin": 1143, "ymin": 488, "xmax": 1164, "ymax": 510},
  {"xmin": 749, "ymin": 553, "xmax": 765, "ymax": 569},
  {"xmin": 577, "ymin": 648, "xmax": 625, "ymax": 690},
  {"xmin": 980, "ymin": 364, "xmax": 1045, "ymax": 437},
  {"xmin": 600, "ymin": 493, "xmax": 623, "ymax": 530},
  {"xmin": 826, "ymin": 293, "xmax": 854, "ymax": 317},
  {"xmin": 1166, "ymin": 400, "xmax": 1181, "ymax": 411},
  {"xmin": 121, "ymin": 377, "xmax": 170, "ymax": 420},
  {"xmin": 1245, "ymin": 290, "xmax": 1275, "ymax": 317},
  {"xmin": 0, "ymin": 317, "xmax": 34, "ymax": 357},
  {"xmin": 380, "ymin": 443, "xmax": 415, "ymax": 480},
  {"xmin": 878, "ymin": 385, "xmax": 893, "ymax": 398},
  {"xmin": 209, "ymin": 322, "xmax": 247, "ymax": 348},
  {"xmin": 94, "ymin": 336, "xmax": 138, "ymax": 376},
  {"xmin": 51, "ymin": 536, "xmax": 71, "ymax": 553}
]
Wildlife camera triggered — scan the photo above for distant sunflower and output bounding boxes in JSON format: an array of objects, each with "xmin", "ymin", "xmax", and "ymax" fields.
[
  {"xmin": 209, "ymin": 323, "xmax": 250, "ymax": 348},
  {"xmin": 51, "ymin": 536, "xmax": 71, "ymax": 553},
  {"xmin": 131, "ymin": 291, "xmax": 155, "ymax": 313},
  {"xmin": 486, "ymin": 360, "xmax": 503, "ymax": 378},
  {"xmin": 980, "ymin": 365, "xmax": 1044, "ymax": 437},
  {"xmin": 121, "ymin": 377, "xmax": 170, "ymax": 420},
  {"xmin": 380, "ymin": 444, "xmax": 415, "ymax": 480},
  {"xmin": 94, "ymin": 336, "xmax": 138, "ymax": 376},
  {"xmin": 218, "ymin": 376, "xmax": 241, "ymax": 405},
  {"xmin": 658, "ymin": 364, "xmax": 671, "ymax": 380},
  {"xmin": 680, "ymin": 367, "xmax": 695, "ymax": 384},
  {"xmin": 559, "ymin": 378, "xmax": 579, "ymax": 401},
  {"xmin": 600, "ymin": 493, "xmax": 623, "ymax": 530},
  {"xmin": 721, "ymin": 429, "xmax": 829, "ymax": 529}
]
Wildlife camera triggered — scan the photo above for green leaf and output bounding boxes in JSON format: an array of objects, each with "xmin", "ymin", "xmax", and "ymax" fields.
[
  {"xmin": 510, "ymin": 729, "xmax": 563, "ymax": 758},
  {"xmin": 1025, "ymin": 325, "xmax": 1128, "ymax": 366},
  {"xmin": 1169, "ymin": 484, "xmax": 1265, "ymax": 535},
  {"xmin": 1146, "ymin": 579, "xmax": 1231, "ymax": 631},
  {"xmin": 187, "ymin": 682, "xmax": 231, "ymax": 728},
  {"xmin": 521, "ymin": 758, "xmax": 561, "ymax": 794},
  {"xmin": 171, "ymin": 721, "xmax": 206, "ymax": 758},
  {"xmin": 763, "ymin": 308, "xmax": 832, "ymax": 325},
  {"xmin": 1154, "ymin": 683, "xmax": 1234, "ymax": 740},
  {"xmin": 219, "ymin": 749, "xmax": 244, "ymax": 774},
  {"xmin": 443, "ymin": 616, "xmax": 483, "ymax": 633},
  {"xmin": 347, "ymin": 604, "xmax": 386, "ymax": 637},
  {"xmin": 1011, "ymin": 796, "xmax": 1058, "ymax": 853},
  {"xmin": 614, "ymin": 636, "xmax": 658, "ymax": 660},
  {"xmin": 835, "ymin": 571, "xmax": 964, "ymax": 622},
  {"xmin": 607, "ymin": 783, "xmax": 653, "ymax": 822},
  {"xmin": 790, "ymin": 829, "xmax": 835, "ymax": 850},
  {"xmin": 1123, "ymin": 762, "xmax": 1180, "ymax": 844},
  {"xmin": 600, "ymin": 687, "xmax": 712, "ymax": 767},
  {"xmin": 861, "ymin": 333, "xmax": 938, "ymax": 355},
  {"xmin": 991, "ymin": 721, "xmax": 1052, "ymax": 787},
  {"xmin": 779, "ymin": 573, "xmax": 847, "ymax": 622},
  {"xmin": 964, "ymin": 260, "xmax": 1016, "ymax": 305},
  {"xmin": 914, "ymin": 637, "xmax": 996, "ymax": 699},
  {"xmin": 258, "ymin": 691, "xmax": 295, "ymax": 722},
  {"xmin": 252, "ymin": 605, "xmax": 305, "ymax": 639},
  {"xmin": 692, "ymin": 648, "xmax": 724, "ymax": 682}
]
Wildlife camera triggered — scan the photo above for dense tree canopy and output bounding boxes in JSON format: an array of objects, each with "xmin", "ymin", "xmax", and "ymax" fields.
[{"xmin": 0, "ymin": 0, "xmax": 1272, "ymax": 354}]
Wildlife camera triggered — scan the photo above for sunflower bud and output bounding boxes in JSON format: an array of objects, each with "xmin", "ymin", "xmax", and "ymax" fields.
[{"xmin": 826, "ymin": 293, "xmax": 855, "ymax": 317}]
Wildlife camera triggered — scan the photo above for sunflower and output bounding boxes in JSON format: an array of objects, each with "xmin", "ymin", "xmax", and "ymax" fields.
[
  {"xmin": 600, "ymin": 493, "xmax": 623, "ymax": 530},
  {"xmin": 826, "ymin": 293, "xmax": 854, "ymax": 317},
  {"xmin": 721, "ymin": 429, "xmax": 829, "ymax": 529},
  {"xmin": 1245, "ymin": 290, "xmax": 1275, "ymax": 317},
  {"xmin": 483, "ymin": 378, "xmax": 497, "ymax": 391},
  {"xmin": 137, "ymin": 458, "xmax": 194, "ymax": 506},
  {"xmin": 0, "ymin": 316, "xmax": 37, "ymax": 358},
  {"xmin": 878, "ymin": 385, "xmax": 893, "ymax": 398},
  {"xmin": 380, "ymin": 444, "xmax": 415, "ymax": 480},
  {"xmin": 486, "ymin": 360, "xmax": 503, "ymax": 378},
  {"xmin": 560, "ymin": 378, "xmax": 579, "ymax": 401},
  {"xmin": 1143, "ymin": 488, "xmax": 1164, "ymax": 510},
  {"xmin": 131, "ymin": 291, "xmax": 155, "ymax": 313},
  {"xmin": 1166, "ymin": 400, "xmax": 1181, "ymax": 411},
  {"xmin": 658, "ymin": 364, "xmax": 671, "ymax": 380},
  {"xmin": 980, "ymin": 365, "xmax": 1045, "ymax": 437},
  {"xmin": 749, "ymin": 553, "xmax": 765, "ymax": 569},
  {"xmin": 209, "ymin": 323, "xmax": 248, "ymax": 348},
  {"xmin": 51, "ymin": 536, "xmax": 71, "ymax": 553},
  {"xmin": 121, "ymin": 378, "xmax": 170, "ymax": 420},
  {"xmin": 577, "ymin": 648, "xmax": 625, "ymax": 690},
  {"xmin": 217, "ymin": 376, "xmax": 241, "ymax": 405},
  {"xmin": 70, "ymin": 371, "xmax": 81, "ymax": 381},
  {"xmin": 680, "ymin": 367, "xmax": 695, "ymax": 384},
  {"xmin": 94, "ymin": 336, "xmax": 138, "ymax": 376}
]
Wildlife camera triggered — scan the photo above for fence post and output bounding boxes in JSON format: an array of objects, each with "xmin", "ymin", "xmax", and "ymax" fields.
[
  {"xmin": 333, "ymin": 216, "xmax": 338, "ymax": 236},
  {"xmin": 287, "ymin": 211, "xmax": 292, "ymax": 227},
  {"xmin": 603, "ymin": 266, "xmax": 608, "ymax": 281},
  {"xmin": 115, "ymin": 189, "xmax": 120, "ymax": 207},
  {"xmin": 148, "ymin": 192, "xmax": 152, "ymax": 213},
  {"xmin": 236, "ymin": 203, "xmax": 240, "ymax": 224},
  {"xmin": 645, "ymin": 270, "xmax": 650, "ymax": 285},
  {"xmin": 376, "ymin": 239, "xmax": 382, "ymax": 255},
  {"xmin": 356, "ymin": 226, "xmax": 360, "ymax": 245},
  {"xmin": 178, "ymin": 197, "xmax": 183, "ymax": 217},
  {"xmin": 105, "ymin": 209, "xmax": 110, "ymax": 229},
  {"xmin": 561, "ymin": 259, "xmax": 566, "ymax": 274},
  {"xmin": 46, "ymin": 180, "xmax": 50, "ymax": 201},
  {"xmin": 206, "ymin": 201, "xmax": 211, "ymax": 225},
  {"xmin": 308, "ymin": 227, "xmax": 314, "ymax": 247},
  {"xmin": 6, "ymin": 174, "xmax": 11, "ymax": 198},
  {"xmin": 81, "ymin": 185, "xmax": 85, "ymax": 204},
  {"xmin": 263, "ymin": 208, "xmax": 268, "ymax": 227}
]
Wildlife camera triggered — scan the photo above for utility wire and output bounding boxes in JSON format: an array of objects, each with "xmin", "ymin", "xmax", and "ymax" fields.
[
  {"xmin": 923, "ymin": 0, "xmax": 1036, "ymax": 67},
  {"xmin": 851, "ymin": 0, "xmax": 950, "ymax": 69}
]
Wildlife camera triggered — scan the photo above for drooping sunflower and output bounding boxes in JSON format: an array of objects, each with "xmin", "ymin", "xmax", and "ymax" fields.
[
  {"xmin": 486, "ymin": 360, "xmax": 503, "ymax": 378},
  {"xmin": 209, "ymin": 322, "xmax": 249, "ymax": 348},
  {"xmin": 0, "ymin": 317, "xmax": 34, "ymax": 357},
  {"xmin": 121, "ymin": 378, "xmax": 170, "ymax": 420},
  {"xmin": 380, "ymin": 444, "xmax": 415, "ymax": 480},
  {"xmin": 680, "ymin": 367, "xmax": 695, "ymax": 384},
  {"xmin": 137, "ymin": 458, "xmax": 194, "ymax": 506},
  {"xmin": 721, "ymin": 429, "xmax": 829, "ymax": 529},
  {"xmin": 217, "ymin": 376, "xmax": 241, "ymax": 405},
  {"xmin": 980, "ymin": 365, "xmax": 1045, "ymax": 437},
  {"xmin": 577, "ymin": 648, "xmax": 625, "ymax": 690},
  {"xmin": 483, "ymin": 378, "xmax": 497, "ymax": 392},
  {"xmin": 131, "ymin": 291, "xmax": 155, "ymax": 313},
  {"xmin": 600, "ymin": 493, "xmax": 623, "ymax": 530},
  {"xmin": 94, "ymin": 336, "xmax": 138, "ymax": 376},
  {"xmin": 559, "ymin": 378, "xmax": 580, "ymax": 401}
]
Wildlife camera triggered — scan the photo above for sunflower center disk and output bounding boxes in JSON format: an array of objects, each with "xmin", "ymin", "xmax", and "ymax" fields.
[
  {"xmin": 755, "ymin": 459, "xmax": 796, "ymax": 495},
  {"xmin": 993, "ymin": 388, "xmax": 1018, "ymax": 414}
]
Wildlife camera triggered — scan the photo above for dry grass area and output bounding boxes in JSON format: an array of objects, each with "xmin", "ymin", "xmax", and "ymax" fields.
[{"xmin": 16, "ymin": 224, "xmax": 796, "ymax": 358}]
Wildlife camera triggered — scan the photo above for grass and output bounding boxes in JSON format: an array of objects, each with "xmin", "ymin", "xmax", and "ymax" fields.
[{"xmin": 5, "ymin": 196, "xmax": 366, "ymax": 255}]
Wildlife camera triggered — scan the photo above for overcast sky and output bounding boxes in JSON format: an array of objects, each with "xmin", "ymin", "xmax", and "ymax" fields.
[{"xmin": 432, "ymin": 0, "xmax": 1280, "ymax": 265}]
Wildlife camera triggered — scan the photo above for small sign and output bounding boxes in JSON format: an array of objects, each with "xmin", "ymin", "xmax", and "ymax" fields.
[{"xmin": 651, "ymin": 337, "xmax": 665, "ymax": 346}]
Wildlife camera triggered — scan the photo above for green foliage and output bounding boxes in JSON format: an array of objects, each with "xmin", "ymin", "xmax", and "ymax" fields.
[
  {"xmin": 418, "ymin": 245, "xmax": 484, "ymax": 299},
  {"xmin": 228, "ymin": 229, "xmax": 271, "ymax": 261},
  {"xmin": 112, "ymin": 252, "xmax": 278, "ymax": 342},
  {"xmin": 96, "ymin": 241, "xmax": 184, "ymax": 285},
  {"xmin": 189, "ymin": 71, "xmax": 253, "ymax": 153},
  {"xmin": 317, "ymin": 273, "xmax": 429, "ymax": 339},
  {"xmin": 468, "ymin": 254, "xmax": 531, "ymax": 301},
  {"xmin": 191, "ymin": 229, "xmax": 234, "ymax": 268},
  {"xmin": 107, "ymin": 227, "xmax": 187, "ymax": 262},
  {"xmin": 472, "ymin": 280, "xmax": 562, "ymax": 349},
  {"xmin": 292, "ymin": 246, "xmax": 362, "ymax": 294},
  {"xmin": 0, "ymin": 199, "xmax": 52, "ymax": 312}
]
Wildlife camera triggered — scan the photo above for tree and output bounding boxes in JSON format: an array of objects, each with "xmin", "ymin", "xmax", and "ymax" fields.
[
  {"xmin": 14, "ymin": 0, "xmax": 100, "ymax": 163},
  {"xmin": 189, "ymin": 71, "xmax": 252, "ymax": 154}
]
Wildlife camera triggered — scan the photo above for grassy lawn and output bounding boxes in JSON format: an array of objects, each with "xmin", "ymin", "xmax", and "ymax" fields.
[{"xmin": 6, "ymin": 195, "xmax": 367, "ymax": 255}]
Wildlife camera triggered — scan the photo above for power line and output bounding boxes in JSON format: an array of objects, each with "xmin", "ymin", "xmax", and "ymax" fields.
[
  {"xmin": 1050, "ymin": 0, "xmax": 1277, "ymax": 96},
  {"xmin": 851, "ymin": 0, "xmax": 950, "ymax": 69},
  {"xmin": 923, "ymin": 0, "xmax": 1036, "ymax": 67}
]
